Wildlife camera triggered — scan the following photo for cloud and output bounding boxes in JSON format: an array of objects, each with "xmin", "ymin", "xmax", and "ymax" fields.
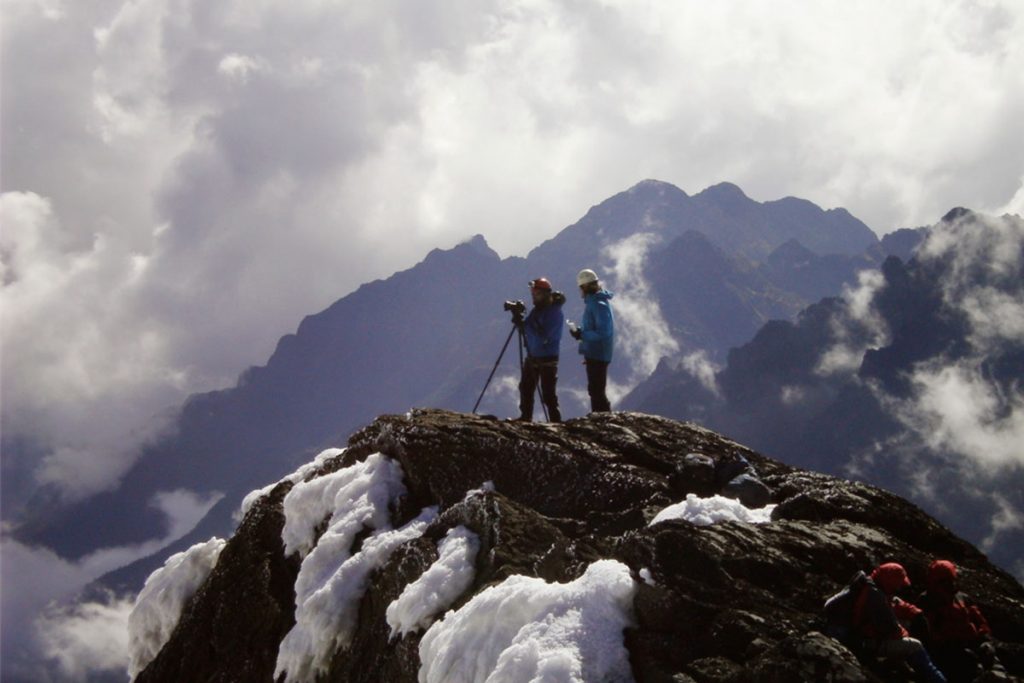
[
  {"xmin": 981, "ymin": 492, "xmax": 1024, "ymax": 553},
  {"xmin": 815, "ymin": 269, "xmax": 889, "ymax": 376},
  {"xmin": 680, "ymin": 351, "xmax": 720, "ymax": 397},
  {"xmin": 897, "ymin": 360, "xmax": 1024, "ymax": 473},
  {"xmin": 839, "ymin": 212, "xmax": 1024, "ymax": 579},
  {"xmin": 602, "ymin": 233, "xmax": 680, "ymax": 400},
  {"xmin": 881, "ymin": 212, "xmax": 1024, "ymax": 475},
  {"xmin": 36, "ymin": 595, "xmax": 134, "ymax": 682},
  {"xmin": 4, "ymin": 0, "xmax": 1024, "ymax": 543},
  {"xmin": 0, "ymin": 489, "xmax": 221, "ymax": 681}
]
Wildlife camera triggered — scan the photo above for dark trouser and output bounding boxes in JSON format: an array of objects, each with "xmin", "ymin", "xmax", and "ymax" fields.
[
  {"xmin": 875, "ymin": 638, "xmax": 946, "ymax": 683},
  {"xmin": 519, "ymin": 357, "xmax": 561, "ymax": 422},
  {"xmin": 585, "ymin": 358, "xmax": 611, "ymax": 412}
]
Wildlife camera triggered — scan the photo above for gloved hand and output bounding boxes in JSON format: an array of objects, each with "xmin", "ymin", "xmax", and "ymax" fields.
[{"xmin": 570, "ymin": 328, "xmax": 582, "ymax": 340}]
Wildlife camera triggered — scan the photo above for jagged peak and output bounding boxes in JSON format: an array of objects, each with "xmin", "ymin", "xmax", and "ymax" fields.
[
  {"xmin": 768, "ymin": 238, "xmax": 817, "ymax": 261},
  {"xmin": 941, "ymin": 206, "xmax": 975, "ymax": 223},
  {"xmin": 626, "ymin": 178, "xmax": 688, "ymax": 197},
  {"xmin": 458, "ymin": 233, "xmax": 492, "ymax": 253},
  {"xmin": 694, "ymin": 182, "xmax": 757, "ymax": 209}
]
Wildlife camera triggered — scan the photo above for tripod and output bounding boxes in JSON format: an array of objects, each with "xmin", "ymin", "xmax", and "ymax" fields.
[{"xmin": 472, "ymin": 312, "xmax": 550, "ymax": 421}]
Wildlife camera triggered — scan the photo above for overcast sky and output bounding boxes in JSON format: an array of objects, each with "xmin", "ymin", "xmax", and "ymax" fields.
[
  {"xmin": 2, "ymin": 1, "xmax": 1024, "ymax": 677},
  {"xmin": 3, "ymin": 0, "xmax": 1024, "ymax": 518}
]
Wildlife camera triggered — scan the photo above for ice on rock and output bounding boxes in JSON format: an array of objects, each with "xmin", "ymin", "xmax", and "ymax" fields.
[
  {"xmin": 418, "ymin": 559, "xmax": 637, "ymax": 683},
  {"xmin": 274, "ymin": 453, "xmax": 437, "ymax": 683},
  {"xmin": 386, "ymin": 525, "xmax": 480, "ymax": 637},
  {"xmin": 280, "ymin": 452, "xmax": 404, "ymax": 559},
  {"xmin": 237, "ymin": 447, "xmax": 346, "ymax": 520},
  {"xmin": 650, "ymin": 493, "xmax": 776, "ymax": 526},
  {"xmin": 128, "ymin": 537, "xmax": 226, "ymax": 680}
]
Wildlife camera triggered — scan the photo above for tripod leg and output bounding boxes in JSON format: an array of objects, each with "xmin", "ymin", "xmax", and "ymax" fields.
[{"xmin": 472, "ymin": 324, "xmax": 518, "ymax": 414}]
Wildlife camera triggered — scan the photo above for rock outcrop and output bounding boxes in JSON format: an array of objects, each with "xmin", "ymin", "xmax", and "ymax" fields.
[{"xmin": 135, "ymin": 410, "xmax": 1024, "ymax": 682}]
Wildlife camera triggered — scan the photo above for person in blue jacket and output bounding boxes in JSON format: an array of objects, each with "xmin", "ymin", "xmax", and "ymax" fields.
[
  {"xmin": 570, "ymin": 268, "xmax": 614, "ymax": 413},
  {"xmin": 518, "ymin": 277, "xmax": 565, "ymax": 422}
]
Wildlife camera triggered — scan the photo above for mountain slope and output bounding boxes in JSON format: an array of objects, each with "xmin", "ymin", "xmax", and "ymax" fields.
[
  {"xmin": 623, "ymin": 208, "xmax": 1024, "ymax": 579},
  {"xmin": 11, "ymin": 180, "xmax": 885, "ymax": 586},
  {"xmin": 132, "ymin": 410, "xmax": 1024, "ymax": 683}
]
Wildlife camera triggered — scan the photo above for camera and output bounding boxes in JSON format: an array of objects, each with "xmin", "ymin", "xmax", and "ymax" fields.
[{"xmin": 503, "ymin": 300, "xmax": 526, "ymax": 315}]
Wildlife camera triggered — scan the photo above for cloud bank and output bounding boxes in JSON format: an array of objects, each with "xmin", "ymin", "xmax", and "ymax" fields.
[
  {"xmin": 4, "ymin": 0, "xmax": 1024, "ymax": 513},
  {"xmin": 836, "ymin": 212, "xmax": 1024, "ymax": 556},
  {"xmin": 0, "ymin": 489, "xmax": 221, "ymax": 681}
]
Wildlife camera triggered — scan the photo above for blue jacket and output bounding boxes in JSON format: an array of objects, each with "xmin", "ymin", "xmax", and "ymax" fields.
[
  {"xmin": 579, "ymin": 290, "xmax": 614, "ymax": 362},
  {"xmin": 524, "ymin": 299, "xmax": 564, "ymax": 359}
]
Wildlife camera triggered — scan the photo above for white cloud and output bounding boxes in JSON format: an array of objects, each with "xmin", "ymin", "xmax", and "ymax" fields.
[
  {"xmin": 896, "ymin": 360, "xmax": 1024, "ymax": 473},
  {"xmin": 602, "ymin": 233, "xmax": 680, "ymax": 401},
  {"xmin": 815, "ymin": 269, "xmax": 889, "ymax": 376},
  {"xmin": 217, "ymin": 53, "xmax": 264, "ymax": 82},
  {"xmin": 681, "ymin": 350, "xmax": 721, "ymax": 397},
  {"xmin": 879, "ymin": 213, "xmax": 1024, "ymax": 475},
  {"xmin": 981, "ymin": 492, "xmax": 1024, "ymax": 553},
  {"xmin": 0, "ymin": 489, "xmax": 221, "ymax": 680},
  {"xmin": 37, "ymin": 594, "xmax": 134, "ymax": 682},
  {"xmin": 845, "ymin": 212, "xmax": 1024, "ymax": 576}
]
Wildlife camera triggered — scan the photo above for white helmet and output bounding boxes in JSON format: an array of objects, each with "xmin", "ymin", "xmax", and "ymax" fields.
[{"xmin": 576, "ymin": 268, "xmax": 599, "ymax": 286}]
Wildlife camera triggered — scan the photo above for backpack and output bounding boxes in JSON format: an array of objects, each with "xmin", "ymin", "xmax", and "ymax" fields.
[{"xmin": 823, "ymin": 571, "xmax": 871, "ymax": 645}]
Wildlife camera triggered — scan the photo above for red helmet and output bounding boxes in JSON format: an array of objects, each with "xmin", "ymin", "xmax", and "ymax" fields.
[
  {"xmin": 927, "ymin": 560, "xmax": 958, "ymax": 593},
  {"xmin": 871, "ymin": 563, "xmax": 911, "ymax": 594},
  {"xmin": 529, "ymin": 277, "xmax": 552, "ymax": 292}
]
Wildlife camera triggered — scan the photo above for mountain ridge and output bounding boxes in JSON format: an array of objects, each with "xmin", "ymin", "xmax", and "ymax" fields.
[
  {"xmin": 623, "ymin": 208, "xmax": 1024, "ymax": 580},
  {"xmin": 131, "ymin": 409, "xmax": 1024, "ymax": 683},
  {"xmin": 10, "ymin": 180, "xmax": 894, "ymax": 584}
]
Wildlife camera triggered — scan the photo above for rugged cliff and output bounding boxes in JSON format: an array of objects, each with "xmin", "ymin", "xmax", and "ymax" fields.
[{"xmin": 133, "ymin": 410, "xmax": 1024, "ymax": 682}]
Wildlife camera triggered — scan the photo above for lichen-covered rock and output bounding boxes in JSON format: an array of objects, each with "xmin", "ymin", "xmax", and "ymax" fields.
[
  {"xmin": 135, "ymin": 410, "xmax": 1024, "ymax": 682},
  {"xmin": 751, "ymin": 631, "xmax": 871, "ymax": 683}
]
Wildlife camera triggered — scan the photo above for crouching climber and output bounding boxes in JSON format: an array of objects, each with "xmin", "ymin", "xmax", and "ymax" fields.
[
  {"xmin": 916, "ymin": 559, "xmax": 1005, "ymax": 682},
  {"xmin": 824, "ymin": 562, "xmax": 946, "ymax": 683}
]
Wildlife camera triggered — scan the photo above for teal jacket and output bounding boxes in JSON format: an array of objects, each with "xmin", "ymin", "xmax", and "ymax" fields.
[{"xmin": 578, "ymin": 290, "xmax": 614, "ymax": 362}]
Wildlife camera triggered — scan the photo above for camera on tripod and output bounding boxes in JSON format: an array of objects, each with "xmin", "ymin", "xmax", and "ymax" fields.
[{"xmin": 503, "ymin": 300, "xmax": 526, "ymax": 315}]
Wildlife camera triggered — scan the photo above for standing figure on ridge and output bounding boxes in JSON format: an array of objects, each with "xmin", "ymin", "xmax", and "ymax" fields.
[
  {"xmin": 570, "ymin": 268, "xmax": 615, "ymax": 413},
  {"xmin": 517, "ymin": 277, "xmax": 565, "ymax": 423}
]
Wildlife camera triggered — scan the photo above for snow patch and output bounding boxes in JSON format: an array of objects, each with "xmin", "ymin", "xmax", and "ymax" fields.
[
  {"xmin": 274, "ymin": 453, "xmax": 438, "ymax": 682},
  {"xmin": 467, "ymin": 480, "xmax": 496, "ymax": 497},
  {"xmin": 418, "ymin": 559, "xmax": 637, "ymax": 683},
  {"xmin": 279, "ymin": 452, "xmax": 402, "ymax": 558},
  {"xmin": 650, "ymin": 493, "xmax": 776, "ymax": 526},
  {"xmin": 276, "ymin": 507, "xmax": 437, "ymax": 682},
  {"xmin": 237, "ymin": 447, "xmax": 345, "ymax": 521},
  {"xmin": 387, "ymin": 526, "xmax": 480, "ymax": 637},
  {"xmin": 639, "ymin": 568, "xmax": 656, "ymax": 586},
  {"xmin": 127, "ymin": 537, "xmax": 226, "ymax": 680}
]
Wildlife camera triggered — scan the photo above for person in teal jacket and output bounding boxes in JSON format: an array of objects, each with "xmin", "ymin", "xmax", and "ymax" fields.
[{"xmin": 570, "ymin": 268, "xmax": 614, "ymax": 412}]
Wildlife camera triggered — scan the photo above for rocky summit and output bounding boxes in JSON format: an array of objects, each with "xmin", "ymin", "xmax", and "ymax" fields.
[{"xmin": 134, "ymin": 410, "xmax": 1024, "ymax": 683}]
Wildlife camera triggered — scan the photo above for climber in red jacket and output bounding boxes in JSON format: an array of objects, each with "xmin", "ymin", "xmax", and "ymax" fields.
[
  {"xmin": 916, "ymin": 559, "xmax": 1003, "ymax": 682},
  {"xmin": 828, "ymin": 562, "xmax": 947, "ymax": 682}
]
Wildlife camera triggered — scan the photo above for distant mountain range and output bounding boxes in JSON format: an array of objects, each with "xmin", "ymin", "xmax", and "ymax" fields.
[
  {"xmin": 623, "ymin": 208, "xmax": 1024, "ymax": 577},
  {"xmin": 9, "ymin": 180, "xmax": 924, "ymax": 589}
]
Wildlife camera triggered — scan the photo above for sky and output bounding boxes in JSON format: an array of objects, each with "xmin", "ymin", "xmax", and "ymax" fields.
[{"xmin": 1, "ymin": 0, "xmax": 1024, "ymax": 677}]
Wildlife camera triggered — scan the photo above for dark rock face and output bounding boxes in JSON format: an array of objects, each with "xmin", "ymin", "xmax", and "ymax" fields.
[
  {"xmin": 137, "ymin": 410, "xmax": 1024, "ymax": 683},
  {"xmin": 136, "ymin": 483, "xmax": 301, "ymax": 683}
]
